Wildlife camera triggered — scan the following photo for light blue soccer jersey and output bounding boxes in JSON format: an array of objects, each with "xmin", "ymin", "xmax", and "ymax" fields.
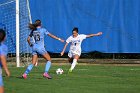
[
  {"xmin": 0, "ymin": 43, "xmax": 8, "ymax": 86},
  {"xmin": 30, "ymin": 27, "xmax": 49, "ymax": 55},
  {"xmin": 0, "ymin": 43, "xmax": 8, "ymax": 56},
  {"xmin": 0, "ymin": 43, "xmax": 8, "ymax": 68},
  {"xmin": 31, "ymin": 27, "xmax": 49, "ymax": 48}
]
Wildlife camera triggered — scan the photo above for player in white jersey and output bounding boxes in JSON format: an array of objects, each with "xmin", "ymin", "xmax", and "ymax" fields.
[{"xmin": 61, "ymin": 27, "xmax": 102, "ymax": 72}]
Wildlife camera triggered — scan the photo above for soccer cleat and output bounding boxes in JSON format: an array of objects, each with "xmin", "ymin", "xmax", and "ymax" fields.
[
  {"xmin": 68, "ymin": 69, "xmax": 72, "ymax": 73},
  {"xmin": 43, "ymin": 72, "xmax": 52, "ymax": 79},
  {"xmin": 22, "ymin": 73, "xmax": 27, "ymax": 79}
]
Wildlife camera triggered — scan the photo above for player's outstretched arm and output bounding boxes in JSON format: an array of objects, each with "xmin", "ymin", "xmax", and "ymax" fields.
[
  {"xmin": 86, "ymin": 32, "xmax": 102, "ymax": 38},
  {"xmin": 0, "ymin": 55, "xmax": 10, "ymax": 77},
  {"xmin": 61, "ymin": 43, "xmax": 68, "ymax": 56},
  {"xmin": 48, "ymin": 33, "xmax": 65, "ymax": 42}
]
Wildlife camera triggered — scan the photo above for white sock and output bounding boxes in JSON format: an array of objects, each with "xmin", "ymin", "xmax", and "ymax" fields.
[{"xmin": 70, "ymin": 59, "xmax": 77, "ymax": 70}]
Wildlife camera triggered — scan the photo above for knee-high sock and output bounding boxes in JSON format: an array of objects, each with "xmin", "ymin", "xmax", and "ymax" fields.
[
  {"xmin": 24, "ymin": 64, "xmax": 34, "ymax": 75},
  {"xmin": 70, "ymin": 59, "xmax": 77, "ymax": 70},
  {"xmin": 45, "ymin": 61, "xmax": 51, "ymax": 73}
]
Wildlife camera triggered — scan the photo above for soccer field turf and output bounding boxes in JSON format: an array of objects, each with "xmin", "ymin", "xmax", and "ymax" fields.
[{"xmin": 3, "ymin": 64, "xmax": 140, "ymax": 93}]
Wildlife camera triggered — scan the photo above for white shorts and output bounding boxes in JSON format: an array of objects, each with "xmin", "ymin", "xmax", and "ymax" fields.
[{"xmin": 68, "ymin": 50, "xmax": 81, "ymax": 58}]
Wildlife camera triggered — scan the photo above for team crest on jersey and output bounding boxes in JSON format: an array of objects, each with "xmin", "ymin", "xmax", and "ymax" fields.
[
  {"xmin": 72, "ymin": 40, "xmax": 80, "ymax": 43},
  {"xmin": 72, "ymin": 40, "xmax": 80, "ymax": 46}
]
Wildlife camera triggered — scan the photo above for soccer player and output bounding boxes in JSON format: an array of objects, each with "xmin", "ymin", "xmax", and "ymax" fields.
[
  {"xmin": 61, "ymin": 27, "xmax": 102, "ymax": 72},
  {"xmin": 0, "ymin": 29, "xmax": 10, "ymax": 93},
  {"xmin": 22, "ymin": 20, "xmax": 64, "ymax": 79}
]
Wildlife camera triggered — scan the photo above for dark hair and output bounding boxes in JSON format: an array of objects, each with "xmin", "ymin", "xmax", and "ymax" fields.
[
  {"xmin": 0, "ymin": 29, "xmax": 6, "ymax": 43},
  {"xmin": 28, "ymin": 19, "xmax": 41, "ymax": 30},
  {"xmin": 72, "ymin": 27, "xmax": 78, "ymax": 33}
]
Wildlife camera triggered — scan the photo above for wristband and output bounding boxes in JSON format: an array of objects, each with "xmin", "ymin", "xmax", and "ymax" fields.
[{"xmin": 58, "ymin": 38, "xmax": 61, "ymax": 41}]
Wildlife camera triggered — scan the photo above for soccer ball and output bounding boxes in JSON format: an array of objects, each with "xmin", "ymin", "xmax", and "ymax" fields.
[{"xmin": 56, "ymin": 68, "xmax": 64, "ymax": 75}]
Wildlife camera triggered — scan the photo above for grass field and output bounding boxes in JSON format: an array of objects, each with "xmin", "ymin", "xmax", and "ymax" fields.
[{"xmin": 3, "ymin": 64, "xmax": 140, "ymax": 93}]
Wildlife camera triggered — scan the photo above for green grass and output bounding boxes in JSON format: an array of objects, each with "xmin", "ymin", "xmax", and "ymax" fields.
[{"xmin": 3, "ymin": 64, "xmax": 140, "ymax": 93}]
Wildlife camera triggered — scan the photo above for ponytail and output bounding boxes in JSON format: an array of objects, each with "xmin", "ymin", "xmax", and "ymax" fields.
[
  {"xmin": 28, "ymin": 23, "xmax": 37, "ymax": 30},
  {"xmin": 0, "ymin": 29, "xmax": 6, "ymax": 43},
  {"xmin": 28, "ymin": 19, "xmax": 41, "ymax": 31}
]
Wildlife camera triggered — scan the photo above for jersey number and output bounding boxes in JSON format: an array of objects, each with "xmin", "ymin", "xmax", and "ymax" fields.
[{"xmin": 34, "ymin": 33, "xmax": 40, "ymax": 41}]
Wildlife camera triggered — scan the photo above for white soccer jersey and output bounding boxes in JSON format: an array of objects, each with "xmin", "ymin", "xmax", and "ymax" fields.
[{"xmin": 66, "ymin": 34, "xmax": 87, "ymax": 57}]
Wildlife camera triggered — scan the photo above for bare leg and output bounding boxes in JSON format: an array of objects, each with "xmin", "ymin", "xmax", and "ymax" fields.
[
  {"xmin": 42, "ymin": 53, "xmax": 51, "ymax": 61},
  {"xmin": 35, "ymin": 58, "xmax": 38, "ymax": 66},
  {"xmin": 69, "ymin": 54, "xmax": 80, "ymax": 72},
  {"xmin": 42, "ymin": 53, "xmax": 52, "ymax": 79},
  {"xmin": 23, "ymin": 54, "xmax": 38, "ymax": 78},
  {"xmin": 0, "ymin": 87, "xmax": 4, "ymax": 93},
  {"xmin": 32, "ymin": 54, "xmax": 38, "ymax": 65},
  {"xmin": 68, "ymin": 57, "xmax": 73, "ymax": 64},
  {"xmin": 73, "ymin": 55, "xmax": 80, "ymax": 60}
]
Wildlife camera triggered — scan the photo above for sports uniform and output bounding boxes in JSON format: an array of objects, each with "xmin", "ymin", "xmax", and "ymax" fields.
[
  {"xmin": 66, "ymin": 34, "xmax": 87, "ymax": 58},
  {"xmin": 0, "ymin": 43, "xmax": 8, "ymax": 86}
]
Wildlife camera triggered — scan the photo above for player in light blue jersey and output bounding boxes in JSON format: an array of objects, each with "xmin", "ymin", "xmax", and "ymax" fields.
[
  {"xmin": 0, "ymin": 29, "xmax": 10, "ymax": 93},
  {"xmin": 22, "ymin": 20, "xmax": 64, "ymax": 79}
]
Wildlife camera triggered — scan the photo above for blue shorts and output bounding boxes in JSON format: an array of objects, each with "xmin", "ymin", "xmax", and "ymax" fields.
[
  {"xmin": 0, "ymin": 75, "xmax": 3, "ymax": 86},
  {"xmin": 32, "ymin": 47, "xmax": 47, "ymax": 55}
]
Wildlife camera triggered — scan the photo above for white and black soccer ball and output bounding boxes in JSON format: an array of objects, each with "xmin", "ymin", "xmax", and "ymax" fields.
[{"xmin": 56, "ymin": 68, "xmax": 64, "ymax": 75}]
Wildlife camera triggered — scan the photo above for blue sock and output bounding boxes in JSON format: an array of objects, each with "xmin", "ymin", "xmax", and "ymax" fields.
[
  {"xmin": 24, "ymin": 64, "xmax": 34, "ymax": 75},
  {"xmin": 45, "ymin": 61, "xmax": 51, "ymax": 73}
]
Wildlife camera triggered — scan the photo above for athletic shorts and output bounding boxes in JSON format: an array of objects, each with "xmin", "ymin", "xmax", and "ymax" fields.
[
  {"xmin": 32, "ymin": 47, "xmax": 47, "ymax": 55},
  {"xmin": 68, "ymin": 50, "xmax": 81, "ymax": 58}
]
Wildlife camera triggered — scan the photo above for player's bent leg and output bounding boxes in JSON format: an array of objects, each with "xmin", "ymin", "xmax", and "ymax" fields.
[
  {"xmin": 22, "ymin": 54, "xmax": 38, "ymax": 79},
  {"xmin": 0, "ymin": 87, "xmax": 4, "ymax": 93},
  {"xmin": 35, "ymin": 58, "xmax": 38, "ymax": 67},
  {"xmin": 42, "ymin": 53, "xmax": 51, "ymax": 61},
  {"xmin": 69, "ymin": 55, "xmax": 79, "ymax": 73},
  {"xmin": 42, "ymin": 53, "xmax": 52, "ymax": 79},
  {"xmin": 32, "ymin": 54, "xmax": 38, "ymax": 65},
  {"xmin": 68, "ymin": 57, "xmax": 73, "ymax": 64}
]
